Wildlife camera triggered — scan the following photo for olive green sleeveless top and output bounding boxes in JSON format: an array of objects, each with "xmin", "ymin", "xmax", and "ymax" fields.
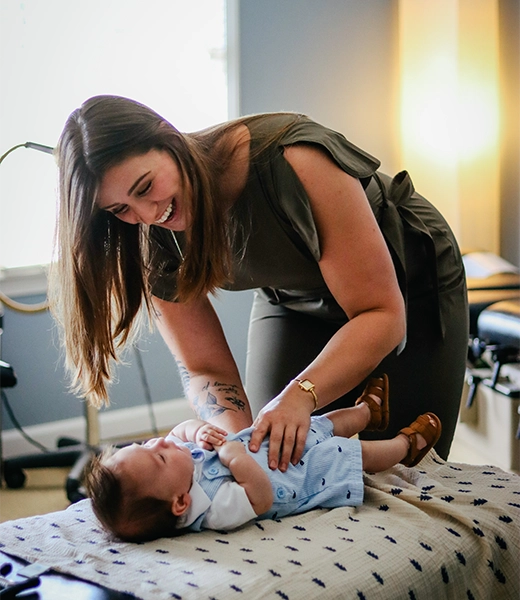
[{"xmin": 150, "ymin": 114, "xmax": 465, "ymax": 332}]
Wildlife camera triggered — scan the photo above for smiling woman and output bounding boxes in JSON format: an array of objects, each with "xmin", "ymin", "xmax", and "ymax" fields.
[
  {"xmin": 0, "ymin": 0, "xmax": 229, "ymax": 273},
  {"xmin": 97, "ymin": 150, "xmax": 189, "ymax": 230}
]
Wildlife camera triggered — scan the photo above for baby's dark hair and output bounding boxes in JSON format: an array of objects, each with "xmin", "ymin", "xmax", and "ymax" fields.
[{"xmin": 85, "ymin": 447, "xmax": 181, "ymax": 542}]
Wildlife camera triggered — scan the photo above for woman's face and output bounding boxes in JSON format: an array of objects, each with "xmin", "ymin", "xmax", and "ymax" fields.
[{"xmin": 97, "ymin": 149, "xmax": 189, "ymax": 230}]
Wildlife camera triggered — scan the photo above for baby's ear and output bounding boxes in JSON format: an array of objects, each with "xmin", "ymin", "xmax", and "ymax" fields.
[{"xmin": 171, "ymin": 492, "xmax": 191, "ymax": 516}]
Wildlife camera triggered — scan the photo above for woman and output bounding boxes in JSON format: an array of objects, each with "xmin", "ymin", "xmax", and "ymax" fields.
[{"xmin": 51, "ymin": 95, "xmax": 468, "ymax": 471}]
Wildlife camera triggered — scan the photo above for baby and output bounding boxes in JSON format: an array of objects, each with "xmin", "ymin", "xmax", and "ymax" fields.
[{"xmin": 86, "ymin": 375, "xmax": 441, "ymax": 542}]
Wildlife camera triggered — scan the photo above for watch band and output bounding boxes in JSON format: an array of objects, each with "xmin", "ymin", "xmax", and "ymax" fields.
[{"xmin": 294, "ymin": 378, "xmax": 319, "ymax": 412}]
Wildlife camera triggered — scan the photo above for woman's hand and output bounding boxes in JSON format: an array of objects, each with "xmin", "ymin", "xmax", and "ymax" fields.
[{"xmin": 249, "ymin": 391, "xmax": 314, "ymax": 472}]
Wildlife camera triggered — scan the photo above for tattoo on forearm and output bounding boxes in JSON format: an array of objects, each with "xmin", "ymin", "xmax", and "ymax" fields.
[
  {"xmin": 193, "ymin": 380, "xmax": 246, "ymax": 420},
  {"xmin": 174, "ymin": 356, "xmax": 191, "ymax": 393},
  {"xmin": 225, "ymin": 395, "xmax": 246, "ymax": 411},
  {"xmin": 194, "ymin": 392, "xmax": 232, "ymax": 419},
  {"xmin": 214, "ymin": 382, "xmax": 246, "ymax": 412}
]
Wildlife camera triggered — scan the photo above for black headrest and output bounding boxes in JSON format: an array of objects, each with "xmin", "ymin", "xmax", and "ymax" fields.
[
  {"xmin": 0, "ymin": 359, "xmax": 17, "ymax": 388},
  {"xmin": 468, "ymin": 290, "xmax": 520, "ymax": 336},
  {"xmin": 477, "ymin": 300, "xmax": 520, "ymax": 351}
]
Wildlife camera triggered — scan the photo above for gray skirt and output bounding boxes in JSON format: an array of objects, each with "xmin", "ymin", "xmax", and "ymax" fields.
[{"xmin": 245, "ymin": 273, "xmax": 468, "ymax": 461}]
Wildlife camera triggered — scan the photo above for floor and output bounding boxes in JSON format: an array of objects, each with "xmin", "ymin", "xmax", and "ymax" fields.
[
  {"xmin": 448, "ymin": 429, "xmax": 503, "ymax": 468},
  {"xmin": 0, "ymin": 466, "xmax": 70, "ymax": 523}
]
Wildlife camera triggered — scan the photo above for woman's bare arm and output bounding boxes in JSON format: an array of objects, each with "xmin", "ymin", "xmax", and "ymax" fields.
[{"xmin": 153, "ymin": 295, "xmax": 253, "ymax": 432}]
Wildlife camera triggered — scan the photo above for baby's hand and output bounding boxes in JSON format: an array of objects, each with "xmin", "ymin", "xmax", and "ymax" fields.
[
  {"xmin": 195, "ymin": 423, "xmax": 228, "ymax": 450},
  {"xmin": 214, "ymin": 440, "xmax": 247, "ymax": 466}
]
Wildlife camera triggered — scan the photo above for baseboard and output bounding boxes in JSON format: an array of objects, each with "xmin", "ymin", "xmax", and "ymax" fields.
[{"xmin": 1, "ymin": 398, "xmax": 193, "ymax": 459}]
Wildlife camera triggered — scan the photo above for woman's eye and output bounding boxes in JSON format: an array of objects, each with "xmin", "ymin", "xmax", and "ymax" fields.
[
  {"xmin": 137, "ymin": 181, "xmax": 152, "ymax": 196},
  {"xmin": 112, "ymin": 205, "xmax": 128, "ymax": 216},
  {"xmin": 159, "ymin": 453, "xmax": 166, "ymax": 463}
]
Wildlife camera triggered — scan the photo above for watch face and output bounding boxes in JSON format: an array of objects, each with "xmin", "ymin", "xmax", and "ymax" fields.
[{"xmin": 300, "ymin": 380, "xmax": 314, "ymax": 391}]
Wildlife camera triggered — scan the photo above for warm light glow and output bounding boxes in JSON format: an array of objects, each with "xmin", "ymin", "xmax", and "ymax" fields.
[
  {"xmin": 399, "ymin": 0, "xmax": 500, "ymax": 253},
  {"xmin": 404, "ymin": 84, "xmax": 499, "ymax": 166},
  {"xmin": 401, "ymin": 48, "xmax": 500, "ymax": 165}
]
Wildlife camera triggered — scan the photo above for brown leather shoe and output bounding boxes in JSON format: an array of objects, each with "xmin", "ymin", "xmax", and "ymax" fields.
[
  {"xmin": 355, "ymin": 374, "xmax": 389, "ymax": 432},
  {"xmin": 399, "ymin": 412, "xmax": 442, "ymax": 467}
]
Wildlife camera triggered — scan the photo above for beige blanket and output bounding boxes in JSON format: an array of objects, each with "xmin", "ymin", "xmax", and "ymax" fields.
[{"xmin": 0, "ymin": 451, "xmax": 519, "ymax": 599}]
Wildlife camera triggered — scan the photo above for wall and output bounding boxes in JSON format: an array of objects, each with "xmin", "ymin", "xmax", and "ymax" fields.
[
  {"xmin": 238, "ymin": 0, "xmax": 400, "ymax": 174},
  {"xmin": 1, "ymin": 290, "xmax": 253, "ymax": 431}
]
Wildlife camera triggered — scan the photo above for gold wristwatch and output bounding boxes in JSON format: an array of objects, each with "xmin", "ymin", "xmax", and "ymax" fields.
[{"xmin": 294, "ymin": 378, "xmax": 318, "ymax": 412}]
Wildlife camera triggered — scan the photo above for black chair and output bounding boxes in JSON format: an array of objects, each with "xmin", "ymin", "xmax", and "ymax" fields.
[
  {"xmin": 0, "ymin": 358, "xmax": 17, "ymax": 489},
  {"xmin": 0, "ymin": 354, "xmax": 99, "ymax": 503},
  {"xmin": 0, "ymin": 141, "xmax": 101, "ymax": 502},
  {"xmin": 461, "ymin": 253, "xmax": 520, "ymax": 418}
]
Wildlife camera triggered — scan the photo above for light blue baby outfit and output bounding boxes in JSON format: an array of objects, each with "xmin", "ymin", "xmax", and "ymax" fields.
[{"xmin": 175, "ymin": 415, "xmax": 364, "ymax": 531}]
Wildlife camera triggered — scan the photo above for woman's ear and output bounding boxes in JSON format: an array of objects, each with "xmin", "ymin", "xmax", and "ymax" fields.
[{"xmin": 171, "ymin": 492, "xmax": 191, "ymax": 516}]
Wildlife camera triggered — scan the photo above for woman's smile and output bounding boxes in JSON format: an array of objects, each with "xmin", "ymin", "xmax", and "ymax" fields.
[{"xmin": 156, "ymin": 200, "xmax": 174, "ymax": 224}]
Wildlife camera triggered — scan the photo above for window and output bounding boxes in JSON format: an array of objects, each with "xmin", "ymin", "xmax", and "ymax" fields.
[{"xmin": 0, "ymin": 0, "xmax": 229, "ymax": 272}]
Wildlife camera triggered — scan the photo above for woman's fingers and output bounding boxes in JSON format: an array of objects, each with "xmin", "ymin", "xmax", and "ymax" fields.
[
  {"xmin": 266, "ymin": 422, "xmax": 286, "ymax": 471},
  {"xmin": 249, "ymin": 415, "xmax": 270, "ymax": 453},
  {"xmin": 291, "ymin": 426, "xmax": 309, "ymax": 466},
  {"xmin": 278, "ymin": 426, "xmax": 296, "ymax": 472},
  {"xmin": 250, "ymin": 405, "xmax": 311, "ymax": 471}
]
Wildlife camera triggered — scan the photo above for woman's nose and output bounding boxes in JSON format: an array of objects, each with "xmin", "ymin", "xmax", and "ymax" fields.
[{"xmin": 132, "ymin": 202, "xmax": 159, "ymax": 225}]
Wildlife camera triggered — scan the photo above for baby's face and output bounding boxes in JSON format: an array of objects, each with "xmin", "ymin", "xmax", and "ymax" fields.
[{"xmin": 107, "ymin": 437, "xmax": 194, "ymax": 506}]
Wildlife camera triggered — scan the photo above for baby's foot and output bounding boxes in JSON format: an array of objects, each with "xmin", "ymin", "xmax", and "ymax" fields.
[
  {"xmin": 399, "ymin": 413, "xmax": 442, "ymax": 468},
  {"xmin": 355, "ymin": 374, "xmax": 389, "ymax": 432},
  {"xmin": 401, "ymin": 415, "xmax": 434, "ymax": 451}
]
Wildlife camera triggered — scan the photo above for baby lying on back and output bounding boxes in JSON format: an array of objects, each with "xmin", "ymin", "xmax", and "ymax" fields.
[{"xmin": 86, "ymin": 375, "xmax": 440, "ymax": 542}]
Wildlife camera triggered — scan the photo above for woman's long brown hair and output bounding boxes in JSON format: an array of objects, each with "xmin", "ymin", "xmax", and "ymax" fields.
[{"xmin": 49, "ymin": 95, "xmax": 301, "ymax": 406}]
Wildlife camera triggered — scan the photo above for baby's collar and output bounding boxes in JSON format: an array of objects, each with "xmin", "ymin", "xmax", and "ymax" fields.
[
  {"xmin": 176, "ymin": 476, "xmax": 211, "ymax": 529},
  {"xmin": 164, "ymin": 435, "xmax": 212, "ymax": 529}
]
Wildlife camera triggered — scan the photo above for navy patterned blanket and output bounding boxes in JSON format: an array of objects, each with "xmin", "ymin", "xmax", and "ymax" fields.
[{"xmin": 0, "ymin": 451, "xmax": 518, "ymax": 599}]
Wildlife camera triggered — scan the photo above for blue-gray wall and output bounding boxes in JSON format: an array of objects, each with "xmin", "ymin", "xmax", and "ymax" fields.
[
  {"xmin": 239, "ymin": 0, "xmax": 400, "ymax": 174},
  {"xmin": 1, "ymin": 290, "xmax": 253, "ymax": 429}
]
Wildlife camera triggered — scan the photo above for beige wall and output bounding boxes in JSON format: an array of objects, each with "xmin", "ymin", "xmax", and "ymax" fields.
[
  {"xmin": 238, "ymin": 0, "xmax": 519, "ymax": 265},
  {"xmin": 498, "ymin": 0, "xmax": 520, "ymax": 266}
]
